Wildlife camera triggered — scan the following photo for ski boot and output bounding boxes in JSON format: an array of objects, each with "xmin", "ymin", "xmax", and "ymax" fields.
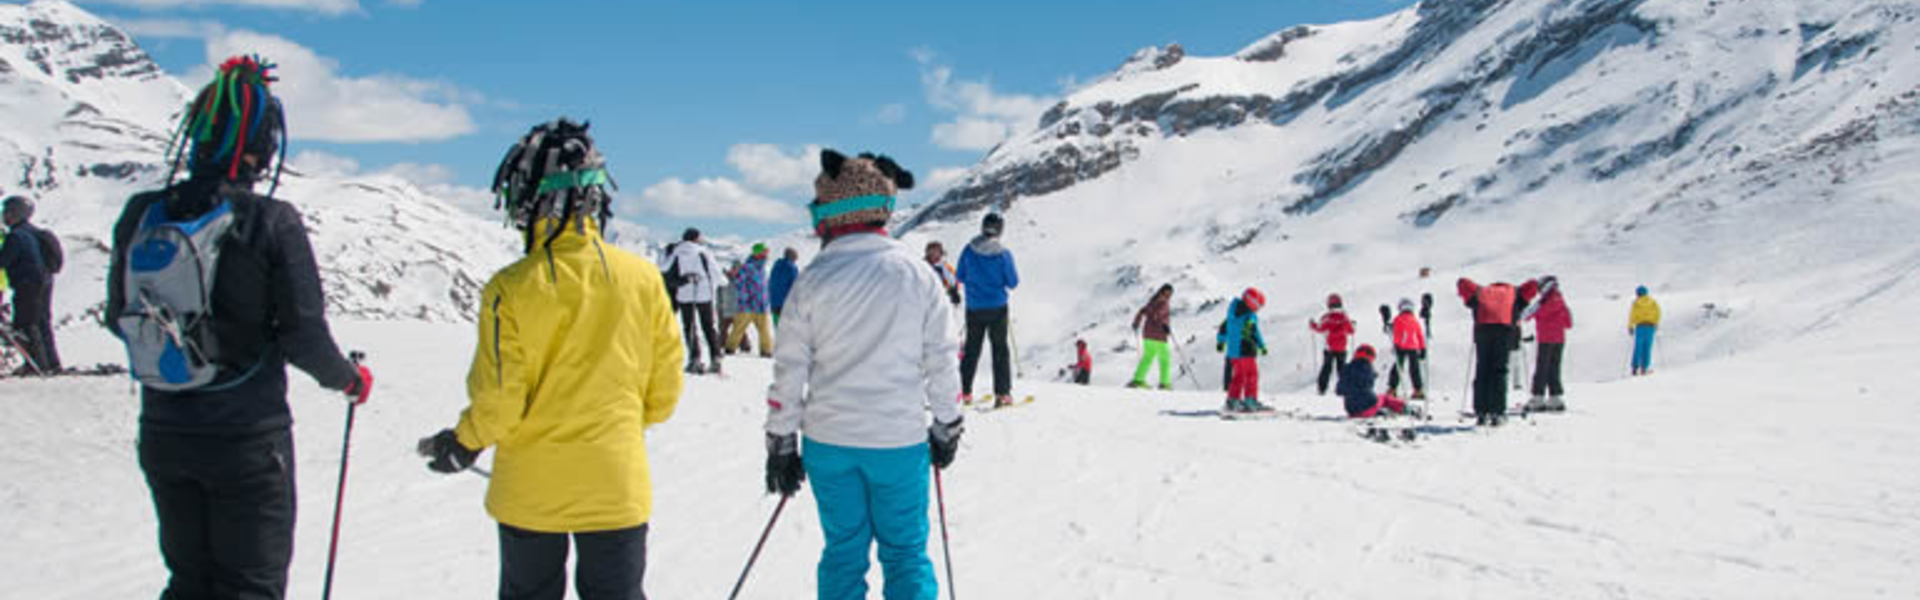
[
  {"xmin": 1411, "ymin": 390, "xmax": 1427, "ymax": 401},
  {"xmin": 708, "ymin": 359, "xmax": 724, "ymax": 376},
  {"xmin": 1126, "ymin": 380, "xmax": 1147, "ymax": 390},
  {"xmin": 1524, "ymin": 395, "xmax": 1551, "ymax": 413},
  {"xmin": 1222, "ymin": 398, "xmax": 1245, "ymax": 413},
  {"xmin": 685, "ymin": 361, "xmax": 706, "ymax": 375},
  {"xmin": 993, "ymin": 394, "xmax": 1015, "ymax": 409},
  {"xmin": 1545, "ymin": 396, "xmax": 1566, "ymax": 412},
  {"xmin": 1245, "ymin": 398, "xmax": 1274, "ymax": 413},
  {"xmin": 1158, "ymin": 383, "xmax": 1173, "ymax": 391}
]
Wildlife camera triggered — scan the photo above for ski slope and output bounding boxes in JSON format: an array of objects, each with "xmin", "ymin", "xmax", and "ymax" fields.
[{"xmin": 4, "ymin": 313, "xmax": 1916, "ymax": 599}]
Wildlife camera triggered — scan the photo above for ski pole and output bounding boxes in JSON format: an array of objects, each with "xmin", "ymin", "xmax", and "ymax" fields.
[
  {"xmin": 321, "ymin": 350, "xmax": 366, "ymax": 600},
  {"xmin": 935, "ymin": 467, "xmax": 958, "ymax": 600},
  {"xmin": 1461, "ymin": 344, "xmax": 1474, "ymax": 417},
  {"xmin": 727, "ymin": 495, "xmax": 790, "ymax": 600}
]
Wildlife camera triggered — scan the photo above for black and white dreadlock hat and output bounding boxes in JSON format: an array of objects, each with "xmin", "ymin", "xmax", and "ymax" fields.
[{"xmin": 491, "ymin": 118, "xmax": 618, "ymax": 252}]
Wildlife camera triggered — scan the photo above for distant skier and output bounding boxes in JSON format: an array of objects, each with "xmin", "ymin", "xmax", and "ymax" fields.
[
  {"xmin": 1386, "ymin": 298, "xmax": 1427, "ymax": 399},
  {"xmin": 110, "ymin": 56, "xmax": 373, "ymax": 600},
  {"xmin": 719, "ymin": 261, "xmax": 743, "ymax": 355},
  {"xmin": 418, "ymin": 118, "xmax": 683, "ymax": 600},
  {"xmin": 0, "ymin": 195, "xmax": 56, "ymax": 374},
  {"xmin": 727, "ymin": 244, "xmax": 773, "ymax": 357},
  {"xmin": 763, "ymin": 149, "xmax": 963, "ymax": 600},
  {"xmin": 1067, "ymin": 339, "xmax": 1092, "ymax": 385},
  {"xmin": 669, "ymin": 228, "xmax": 726, "ymax": 374},
  {"xmin": 770, "ymin": 247, "xmax": 800, "ymax": 325},
  {"xmin": 1128, "ymin": 283, "xmax": 1175, "ymax": 390},
  {"xmin": 925, "ymin": 240, "xmax": 962, "ymax": 307},
  {"xmin": 1308, "ymin": 294, "xmax": 1355, "ymax": 396},
  {"xmin": 1524, "ymin": 275, "xmax": 1571, "ymax": 411},
  {"xmin": 1338, "ymin": 345, "xmax": 1410, "ymax": 418},
  {"xmin": 1457, "ymin": 277, "xmax": 1535, "ymax": 425},
  {"xmin": 1217, "ymin": 288, "xmax": 1271, "ymax": 413},
  {"xmin": 1628, "ymin": 285, "xmax": 1661, "ymax": 376},
  {"xmin": 957, "ymin": 212, "xmax": 1020, "ymax": 408}
]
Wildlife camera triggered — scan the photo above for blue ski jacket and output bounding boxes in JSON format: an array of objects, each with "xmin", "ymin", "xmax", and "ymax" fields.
[{"xmin": 957, "ymin": 235, "xmax": 1018, "ymax": 310}]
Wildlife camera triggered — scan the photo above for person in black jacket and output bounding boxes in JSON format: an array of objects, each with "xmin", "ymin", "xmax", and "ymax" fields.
[
  {"xmin": 0, "ymin": 195, "xmax": 56, "ymax": 374},
  {"xmin": 106, "ymin": 55, "xmax": 373, "ymax": 600}
]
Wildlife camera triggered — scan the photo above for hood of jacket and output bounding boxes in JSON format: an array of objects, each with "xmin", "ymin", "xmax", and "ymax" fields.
[{"xmin": 967, "ymin": 234, "xmax": 1006, "ymax": 256}]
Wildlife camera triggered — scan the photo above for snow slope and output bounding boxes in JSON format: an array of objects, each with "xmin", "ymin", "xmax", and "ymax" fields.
[{"xmin": 4, "ymin": 312, "xmax": 1917, "ymax": 598}]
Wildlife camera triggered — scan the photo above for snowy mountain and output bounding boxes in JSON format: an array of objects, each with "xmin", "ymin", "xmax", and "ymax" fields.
[
  {"xmin": 0, "ymin": 0, "xmax": 520, "ymax": 335},
  {"xmin": 900, "ymin": 0, "xmax": 1920, "ymax": 391}
]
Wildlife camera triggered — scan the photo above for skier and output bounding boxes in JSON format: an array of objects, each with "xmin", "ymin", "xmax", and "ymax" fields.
[
  {"xmin": 925, "ymin": 240, "xmax": 962, "ymax": 307},
  {"xmin": 1307, "ymin": 294, "xmax": 1355, "ymax": 396},
  {"xmin": 108, "ymin": 56, "xmax": 373, "ymax": 600},
  {"xmin": 669, "ymin": 228, "xmax": 725, "ymax": 374},
  {"xmin": 1128, "ymin": 283, "xmax": 1175, "ymax": 390},
  {"xmin": 1386, "ymin": 298, "xmax": 1427, "ymax": 399},
  {"xmin": 1338, "ymin": 345, "xmax": 1409, "ymax": 418},
  {"xmin": 1525, "ymin": 275, "xmax": 1571, "ymax": 411},
  {"xmin": 1457, "ymin": 277, "xmax": 1535, "ymax": 425},
  {"xmin": 770, "ymin": 247, "xmax": 800, "ymax": 325},
  {"xmin": 956, "ymin": 212, "xmax": 1020, "ymax": 408},
  {"xmin": 418, "ymin": 118, "xmax": 683, "ymax": 600},
  {"xmin": 1067, "ymin": 339, "xmax": 1092, "ymax": 385},
  {"xmin": 1628, "ymin": 285, "xmax": 1660, "ymax": 376},
  {"xmin": 763, "ymin": 149, "xmax": 962, "ymax": 600},
  {"xmin": 0, "ymin": 195, "xmax": 56, "ymax": 374},
  {"xmin": 1216, "ymin": 288, "xmax": 1271, "ymax": 413},
  {"xmin": 727, "ymin": 244, "xmax": 773, "ymax": 357},
  {"xmin": 719, "ymin": 261, "xmax": 743, "ymax": 355}
]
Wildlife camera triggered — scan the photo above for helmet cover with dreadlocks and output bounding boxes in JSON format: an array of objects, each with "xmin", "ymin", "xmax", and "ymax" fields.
[
  {"xmin": 166, "ymin": 55, "xmax": 287, "ymax": 193},
  {"xmin": 491, "ymin": 118, "xmax": 617, "ymax": 252}
]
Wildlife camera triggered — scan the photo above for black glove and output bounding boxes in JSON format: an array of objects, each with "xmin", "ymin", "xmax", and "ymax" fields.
[
  {"xmin": 765, "ymin": 433, "xmax": 805, "ymax": 496},
  {"xmin": 929, "ymin": 417, "xmax": 964, "ymax": 470},
  {"xmin": 417, "ymin": 429, "xmax": 480, "ymax": 474}
]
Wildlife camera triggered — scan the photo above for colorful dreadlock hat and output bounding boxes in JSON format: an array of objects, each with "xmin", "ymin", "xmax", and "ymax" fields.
[
  {"xmin": 490, "ymin": 118, "xmax": 618, "ymax": 252},
  {"xmin": 810, "ymin": 149, "xmax": 914, "ymax": 236},
  {"xmin": 166, "ymin": 55, "xmax": 287, "ymax": 192}
]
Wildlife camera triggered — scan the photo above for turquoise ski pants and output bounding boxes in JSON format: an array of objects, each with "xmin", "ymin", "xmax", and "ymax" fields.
[{"xmin": 803, "ymin": 438, "xmax": 937, "ymax": 600}]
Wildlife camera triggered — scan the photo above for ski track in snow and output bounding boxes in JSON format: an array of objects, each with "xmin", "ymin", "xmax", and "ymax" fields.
[{"xmin": 4, "ymin": 318, "xmax": 1918, "ymax": 599}]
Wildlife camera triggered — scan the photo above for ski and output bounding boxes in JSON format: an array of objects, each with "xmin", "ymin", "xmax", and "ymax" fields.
[{"xmin": 973, "ymin": 395, "xmax": 1036, "ymax": 413}]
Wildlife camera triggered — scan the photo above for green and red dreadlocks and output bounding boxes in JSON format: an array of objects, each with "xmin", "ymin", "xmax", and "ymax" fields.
[{"xmin": 164, "ymin": 54, "xmax": 289, "ymax": 195}]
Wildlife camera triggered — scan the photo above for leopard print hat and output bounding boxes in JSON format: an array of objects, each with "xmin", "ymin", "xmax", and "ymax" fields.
[{"xmin": 810, "ymin": 149, "xmax": 914, "ymax": 233}]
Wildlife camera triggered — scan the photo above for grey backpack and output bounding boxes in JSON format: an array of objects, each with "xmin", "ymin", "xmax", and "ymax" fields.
[{"xmin": 118, "ymin": 199, "xmax": 237, "ymax": 391}]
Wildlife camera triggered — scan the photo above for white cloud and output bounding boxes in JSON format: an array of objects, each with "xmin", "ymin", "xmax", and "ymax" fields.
[
  {"xmin": 637, "ymin": 178, "xmax": 807, "ymax": 224},
  {"xmin": 289, "ymin": 150, "xmax": 493, "ymax": 217},
  {"xmin": 725, "ymin": 143, "xmax": 823, "ymax": 193},
  {"xmin": 115, "ymin": 17, "xmax": 226, "ymax": 39},
  {"xmin": 870, "ymin": 103, "xmax": 907, "ymax": 125},
  {"xmin": 84, "ymin": 0, "xmax": 361, "ymax": 16},
  {"xmin": 198, "ymin": 29, "xmax": 477, "ymax": 143},
  {"xmin": 287, "ymin": 149, "xmax": 361, "ymax": 176},
  {"xmin": 914, "ymin": 50, "xmax": 1054, "ymax": 152}
]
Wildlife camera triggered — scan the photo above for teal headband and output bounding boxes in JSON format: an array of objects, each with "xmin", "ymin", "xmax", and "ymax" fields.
[
  {"xmin": 537, "ymin": 168, "xmax": 611, "ymax": 195},
  {"xmin": 809, "ymin": 194, "xmax": 895, "ymax": 226}
]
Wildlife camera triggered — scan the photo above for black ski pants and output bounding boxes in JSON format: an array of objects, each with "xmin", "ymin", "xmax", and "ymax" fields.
[
  {"xmin": 139, "ymin": 428, "xmax": 297, "ymax": 600},
  {"xmin": 1473, "ymin": 325, "xmax": 1517, "ymax": 417},
  {"xmin": 1317, "ymin": 350, "xmax": 1347, "ymax": 395},
  {"xmin": 960, "ymin": 307, "xmax": 1012, "ymax": 396},
  {"xmin": 1388, "ymin": 349, "xmax": 1425, "ymax": 393},
  {"xmin": 11, "ymin": 280, "xmax": 58, "ymax": 373},
  {"xmin": 499, "ymin": 523, "xmax": 649, "ymax": 600},
  {"xmin": 1532, "ymin": 342, "xmax": 1566, "ymax": 397},
  {"xmin": 677, "ymin": 302, "xmax": 722, "ymax": 366}
]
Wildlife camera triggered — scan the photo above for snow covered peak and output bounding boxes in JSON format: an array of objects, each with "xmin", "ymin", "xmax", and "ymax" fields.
[{"xmin": 0, "ymin": 0, "xmax": 184, "ymax": 127}]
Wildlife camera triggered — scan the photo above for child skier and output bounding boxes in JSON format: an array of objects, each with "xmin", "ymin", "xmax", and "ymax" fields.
[
  {"xmin": 1628, "ymin": 285, "xmax": 1660, "ymax": 376},
  {"xmin": 1068, "ymin": 339, "xmax": 1092, "ymax": 385},
  {"xmin": 764, "ymin": 149, "xmax": 963, "ymax": 600},
  {"xmin": 1337, "ymin": 345, "xmax": 1410, "ymax": 418},
  {"xmin": 1217, "ymin": 288, "xmax": 1271, "ymax": 413},
  {"xmin": 1308, "ymin": 293, "xmax": 1355, "ymax": 396},
  {"xmin": 1128, "ymin": 283, "xmax": 1175, "ymax": 390},
  {"xmin": 1524, "ymin": 275, "xmax": 1571, "ymax": 411},
  {"xmin": 1386, "ymin": 299, "xmax": 1427, "ymax": 399}
]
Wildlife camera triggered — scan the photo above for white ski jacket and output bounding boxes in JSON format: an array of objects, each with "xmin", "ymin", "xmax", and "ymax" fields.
[
  {"xmin": 669, "ymin": 242, "xmax": 723, "ymax": 305},
  {"xmin": 765, "ymin": 233, "xmax": 963, "ymax": 449}
]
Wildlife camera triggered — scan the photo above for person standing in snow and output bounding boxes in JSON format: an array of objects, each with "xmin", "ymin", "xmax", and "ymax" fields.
[
  {"xmin": 1308, "ymin": 294, "xmax": 1355, "ymax": 396},
  {"xmin": 956, "ymin": 212, "xmax": 1020, "ymax": 408},
  {"xmin": 1217, "ymin": 288, "xmax": 1271, "ymax": 413},
  {"xmin": 418, "ymin": 118, "xmax": 683, "ymax": 600},
  {"xmin": 1525, "ymin": 275, "xmax": 1572, "ymax": 411},
  {"xmin": 1128, "ymin": 283, "xmax": 1175, "ymax": 390},
  {"xmin": 669, "ymin": 228, "xmax": 726, "ymax": 374},
  {"xmin": 764, "ymin": 149, "xmax": 962, "ymax": 600},
  {"xmin": 0, "ymin": 195, "xmax": 57, "ymax": 374},
  {"xmin": 1338, "ymin": 345, "xmax": 1411, "ymax": 418},
  {"xmin": 719, "ymin": 261, "xmax": 743, "ymax": 355},
  {"xmin": 1067, "ymin": 339, "xmax": 1093, "ymax": 385},
  {"xmin": 770, "ymin": 247, "xmax": 800, "ymax": 326},
  {"xmin": 109, "ymin": 56, "xmax": 373, "ymax": 600},
  {"xmin": 925, "ymin": 241, "xmax": 961, "ymax": 308},
  {"xmin": 1386, "ymin": 298, "xmax": 1427, "ymax": 399},
  {"xmin": 1458, "ymin": 277, "xmax": 1535, "ymax": 425},
  {"xmin": 727, "ymin": 244, "xmax": 774, "ymax": 356},
  {"xmin": 1628, "ymin": 285, "xmax": 1660, "ymax": 376}
]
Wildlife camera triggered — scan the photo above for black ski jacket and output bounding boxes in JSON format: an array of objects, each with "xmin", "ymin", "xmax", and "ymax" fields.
[{"xmin": 107, "ymin": 179, "xmax": 358, "ymax": 435}]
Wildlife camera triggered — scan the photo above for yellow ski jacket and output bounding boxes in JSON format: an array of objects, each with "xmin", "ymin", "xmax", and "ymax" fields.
[
  {"xmin": 1628, "ymin": 296, "xmax": 1661, "ymax": 329},
  {"xmin": 454, "ymin": 218, "xmax": 685, "ymax": 533}
]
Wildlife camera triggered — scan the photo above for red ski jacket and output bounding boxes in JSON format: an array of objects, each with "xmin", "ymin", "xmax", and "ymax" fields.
[
  {"xmin": 1392, "ymin": 311, "xmax": 1426, "ymax": 351},
  {"xmin": 1310, "ymin": 310, "xmax": 1355, "ymax": 352},
  {"xmin": 1529, "ymin": 291, "xmax": 1573, "ymax": 344}
]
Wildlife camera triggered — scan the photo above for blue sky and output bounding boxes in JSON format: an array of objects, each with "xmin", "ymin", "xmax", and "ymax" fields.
[{"xmin": 84, "ymin": 0, "xmax": 1417, "ymax": 240}]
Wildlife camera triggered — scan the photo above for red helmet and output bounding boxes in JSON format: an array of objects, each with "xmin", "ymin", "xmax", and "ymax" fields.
[
  {"xmin": 1326, "ymin": 293, "xmax": 1343, "ymax": 308},
  {"xmin": 1242, "ymin": 288, "xmax": 1267, "ymax": 312},
  {"xmin": 1354, "ymin": 344, "xmax": 1376, "ymax": 362}
]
